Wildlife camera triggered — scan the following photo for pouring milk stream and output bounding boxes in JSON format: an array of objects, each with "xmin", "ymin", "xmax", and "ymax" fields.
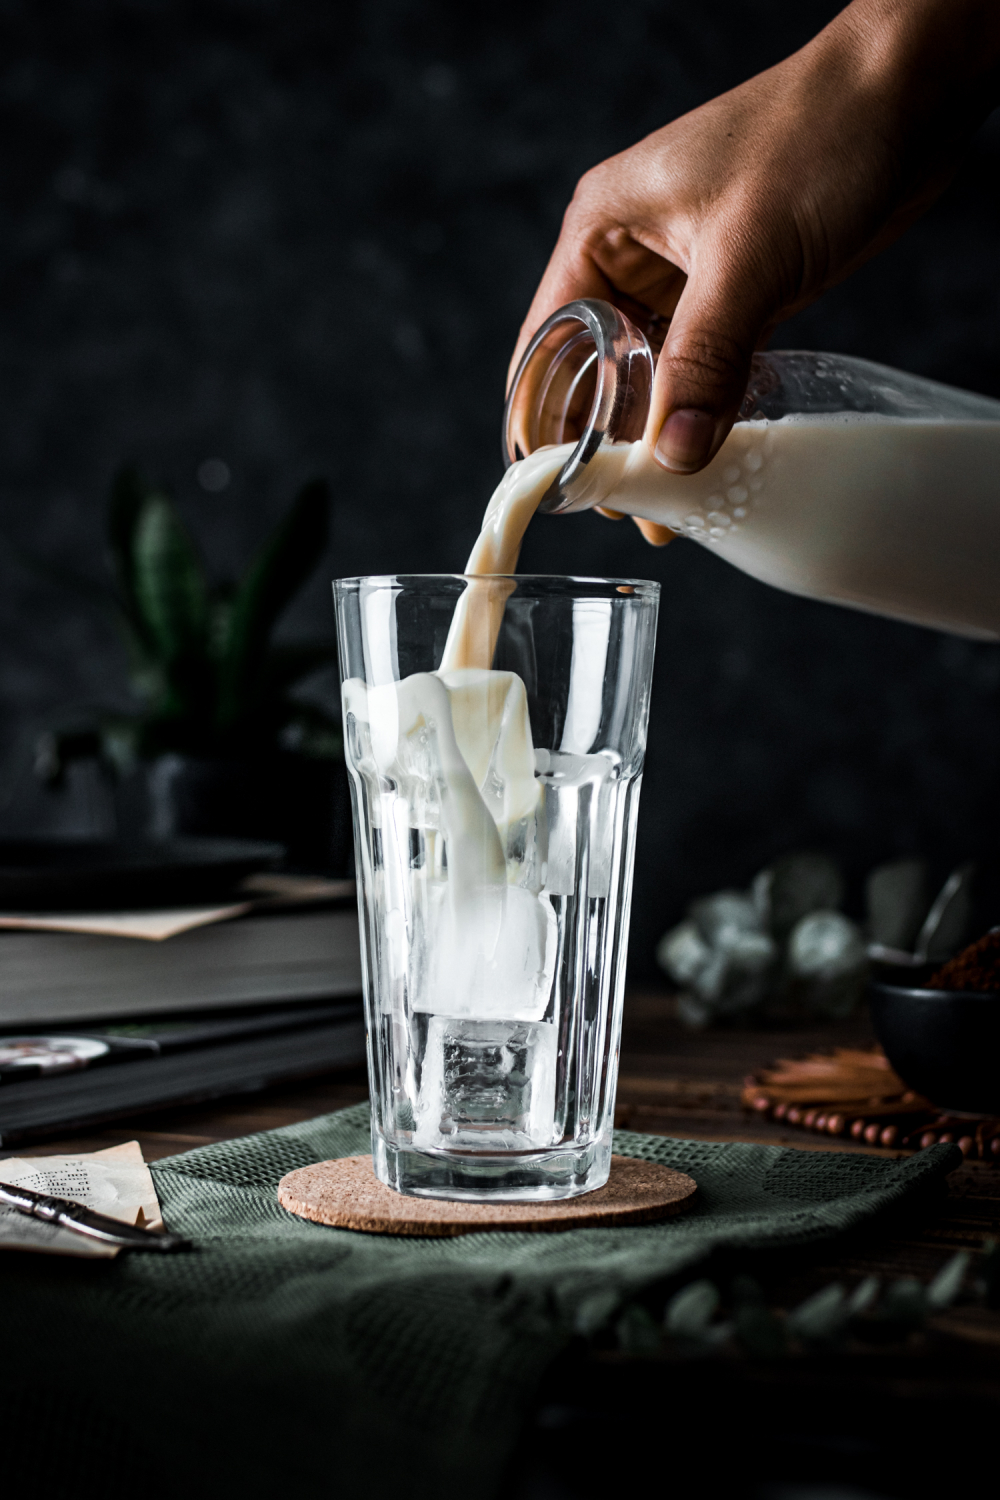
[{"xmin": 344, "ymin": 297, "xmax": 1000, "ymax": 1148}]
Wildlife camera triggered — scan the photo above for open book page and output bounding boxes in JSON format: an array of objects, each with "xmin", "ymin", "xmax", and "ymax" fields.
[{"xmin": 0, "ymin": 1140, "xmax": 162, "ymax": 1256}]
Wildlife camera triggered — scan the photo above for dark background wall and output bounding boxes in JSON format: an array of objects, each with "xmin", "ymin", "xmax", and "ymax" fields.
[{"xmin": 1, "ymin": 0, "xmax": 999, "ymax": 976}]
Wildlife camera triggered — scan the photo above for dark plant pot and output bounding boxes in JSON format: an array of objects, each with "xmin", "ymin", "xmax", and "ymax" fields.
[
  {"xmin": 117, "ymin": 753, "xmax": 353, "ymax": 876},
  {"xmin": 868, "ymin": 979, "xmax": 1000, "ymax": 1115}
]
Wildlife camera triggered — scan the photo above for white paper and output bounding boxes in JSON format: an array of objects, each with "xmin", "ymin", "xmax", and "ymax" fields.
[
  {"xmin": 0, "ymin": 904, "xmax": 252, "ymax": 941},
  {"xmin": 0, "ymin": 874, "xmax": 355, "ymax": 941},
  {"xmin": 0, "ymin": 1140, "xmax": 163, "ymax": 1256}
]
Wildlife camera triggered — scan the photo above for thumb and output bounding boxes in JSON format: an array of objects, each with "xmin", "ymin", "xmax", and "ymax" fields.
[{"xmin": 646, "ymin": 263, "xmax": 771, "ymax": 474}]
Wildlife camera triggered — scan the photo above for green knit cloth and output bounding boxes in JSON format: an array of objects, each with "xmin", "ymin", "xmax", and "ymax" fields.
[{"xmin": 0, "ymin": 1105, "xmax": 957, "ymax": 1499}]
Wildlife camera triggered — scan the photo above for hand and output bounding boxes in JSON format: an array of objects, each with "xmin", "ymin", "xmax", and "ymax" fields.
[{"xmin": 509, "ymin": 0, "xmax": 1000, "ymax": 544}]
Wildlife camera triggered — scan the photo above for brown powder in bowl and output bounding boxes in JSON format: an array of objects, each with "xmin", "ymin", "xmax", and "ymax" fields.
[{"xmin": 928, "ymin": 927, "xmax": 1000, "ymax": 992}]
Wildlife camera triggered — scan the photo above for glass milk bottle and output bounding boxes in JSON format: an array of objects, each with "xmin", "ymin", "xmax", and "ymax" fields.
[{"xmin": 504, "ymin": 299, "xmax": 1000, "ymax": 640}]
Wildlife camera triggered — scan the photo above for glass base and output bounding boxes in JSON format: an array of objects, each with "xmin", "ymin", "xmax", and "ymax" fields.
[{"xmin": 372, "ymin": 1132, "xmax": 613, "ymax": 1202}]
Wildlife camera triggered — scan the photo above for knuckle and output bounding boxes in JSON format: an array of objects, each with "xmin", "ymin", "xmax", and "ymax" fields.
[
  {"xmin": 566, "ymin": 160, "xmax": 615, "ymax": 225},
  {"xmin": 660, "ymin": 332, "xmax": 751, "ymax": 391}
]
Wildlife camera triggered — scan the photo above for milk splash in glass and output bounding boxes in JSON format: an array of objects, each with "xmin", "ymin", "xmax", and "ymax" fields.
[{"xmin": 335, "ymin": 460, "xmax": 657, "ymax": 1199}]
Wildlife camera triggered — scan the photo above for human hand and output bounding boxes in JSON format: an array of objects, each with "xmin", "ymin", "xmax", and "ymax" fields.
[{"xmin": 510, "ymin": 0, "xmax": 1000, "ymax": 544}]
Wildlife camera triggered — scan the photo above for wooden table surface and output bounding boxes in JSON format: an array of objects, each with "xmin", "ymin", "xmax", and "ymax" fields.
[{"xmin": 8, "ymin": 990, "xmax": 999, "ymax": 1497}]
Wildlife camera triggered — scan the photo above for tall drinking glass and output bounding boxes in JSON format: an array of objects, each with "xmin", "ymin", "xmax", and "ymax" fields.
[{"xmin": 335, "ymin": 574, "xmax": 659, "ymax": 1200}]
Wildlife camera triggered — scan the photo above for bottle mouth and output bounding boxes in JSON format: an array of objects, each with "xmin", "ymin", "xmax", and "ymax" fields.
[{"xmin": 502, "ymin": 299, "xmax": 655, "ymax": 514}]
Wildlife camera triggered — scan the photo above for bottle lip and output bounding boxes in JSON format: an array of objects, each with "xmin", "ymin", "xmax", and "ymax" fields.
[{"xmin": 502, "ymin": 299, "xmax": 654, "ymax": 515}]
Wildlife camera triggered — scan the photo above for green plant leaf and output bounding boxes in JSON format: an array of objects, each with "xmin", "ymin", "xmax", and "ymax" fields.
[
  {"xmin": 216, "ymin": 480, "xmax": 329, "ymax": 729},
  {"xmin": 132, "ymin": 494, "xmax": 210, "ymax": 663},
  {"xmin": 108, "ymin": 466, "xmax": 154, "ymax": 647}
]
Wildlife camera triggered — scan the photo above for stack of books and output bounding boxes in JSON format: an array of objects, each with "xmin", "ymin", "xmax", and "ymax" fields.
[{"xmin": 0, "ymin": 855, "xmax": 365, "ymax": 1145}]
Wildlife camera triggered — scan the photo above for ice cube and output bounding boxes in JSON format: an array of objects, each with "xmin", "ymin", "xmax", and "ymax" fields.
[
  {"xmin": 414, "ymin": 1017, "xmax": 558, "ymax": 1150},
  {"xmin": 417, "ymin": 883, "xmax": 556, "ymax": 1022}
]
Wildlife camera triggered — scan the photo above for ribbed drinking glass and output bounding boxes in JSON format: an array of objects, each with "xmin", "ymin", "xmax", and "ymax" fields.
[{"xmin": 335, "ymin": 574, "xmax": 658, "ymax": 1200}]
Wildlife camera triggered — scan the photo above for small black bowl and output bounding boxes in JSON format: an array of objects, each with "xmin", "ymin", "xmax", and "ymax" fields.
[{"xmin": 869, "ymin": 979, "xmax": 1000, "ymax": 1115}]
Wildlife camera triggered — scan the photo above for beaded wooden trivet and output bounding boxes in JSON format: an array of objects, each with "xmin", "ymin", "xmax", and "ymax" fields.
[
  {"xmin": 277, "ymin": 1153, "xmax": 697, "ymax": 1237},
  {"xmin": 742, "ymin": 1046, "xmax": 1000, "ymax": 1160}
]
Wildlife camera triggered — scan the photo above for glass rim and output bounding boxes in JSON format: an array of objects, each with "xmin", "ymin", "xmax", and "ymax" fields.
[{"xmin": 334, "ymin": 572, "xmax": 660, "ymax": 594}]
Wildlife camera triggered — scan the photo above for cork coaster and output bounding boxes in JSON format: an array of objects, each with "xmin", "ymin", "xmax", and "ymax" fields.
[{"xmin": 277, "ymin": 1153, "xmax": 697, "ymax": 1237}]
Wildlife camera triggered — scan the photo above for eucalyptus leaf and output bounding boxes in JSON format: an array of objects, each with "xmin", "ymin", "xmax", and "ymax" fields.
[
  {"xmin": 660, "ymin": 896, "xmax": 776, "ymax": 1026},
  {"xmin": 573, "ymin": 1289, "xmax": 621, "ymax": 1338},
  {"xmin": 926, "ymin": 1251, "xmax": 969, "ymax": 1310},
  {"xmin": 786, "ymin": 910, "xmax": 868, "ymax": 1019},
  {"xmin": 656, "ymin": 920, "xmax": 710, "ymax": 987},
  {"xmin": 664, "ymin": 1279, "xmax": 720, "ymax": 1338},
  {"xmin": 753, "ymin": 852, "xmax": 843, "ymax": 938},
  {"xmin": 689, "ymin": 890, "xmax": 763, "ymax": 941},
  {"xmin": 787, "ymin": 1282, "xmax": 846, "ymax": 1346},
  {"xmin": 847, "ymin": 1275, "xmax": 880, "ymax": 1316}
]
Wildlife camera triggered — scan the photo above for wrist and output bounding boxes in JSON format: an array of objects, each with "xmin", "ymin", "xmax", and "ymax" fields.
[{"xmin": 817, "ymin": 0, "xmax": 1000, "ymax": 132}]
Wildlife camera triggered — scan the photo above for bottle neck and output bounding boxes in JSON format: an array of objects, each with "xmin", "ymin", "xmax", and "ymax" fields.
[{"xmin": 502, "ymin": 299, "xmax": 655, "ymax": 514}]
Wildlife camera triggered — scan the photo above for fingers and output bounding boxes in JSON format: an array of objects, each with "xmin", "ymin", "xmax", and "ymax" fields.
[
  {"xmin": 506, "ymin": 161, "xmax": 686, "ymax": 389},
  {"xmin": 633, "ymin": 518, "xmax": 676, "ymax": 547},
  {"xmin": 597, "ymin": 504, "xmax": 676, "ymax": 547},
  {"xmin": 646, "ymin": 246, "xmax": 773, "ymax": 473},
  {"xmin": 506, "ymin": 240, "xmax": 611, "ymax": 392}
]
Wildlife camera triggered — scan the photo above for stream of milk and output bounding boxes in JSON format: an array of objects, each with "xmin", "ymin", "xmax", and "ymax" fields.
[{"xmin": 343, "ymin": 447, "xmax": 571, "ymax": 1149}]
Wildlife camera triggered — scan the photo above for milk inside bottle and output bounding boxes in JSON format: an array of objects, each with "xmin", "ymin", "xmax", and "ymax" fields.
[{"xmin": 504, "ymin": 301, "xmax": 1000, "ymax": 641}]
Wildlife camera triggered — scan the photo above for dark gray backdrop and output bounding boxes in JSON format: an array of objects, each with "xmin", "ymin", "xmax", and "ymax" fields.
[{"xmin": 1, "ymin": 0, "xmax": 999, "ymax": 976}]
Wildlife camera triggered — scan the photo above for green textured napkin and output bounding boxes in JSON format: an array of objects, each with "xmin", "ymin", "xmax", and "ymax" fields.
[{"xmin": 0, "ymin": 1105, "xmax": 957, "ymax": 1500}]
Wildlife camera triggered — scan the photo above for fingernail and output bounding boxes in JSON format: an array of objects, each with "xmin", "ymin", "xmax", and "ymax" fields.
[{"xmin": 653, "ymin": 409, "xmax": 716, "ymax": 473}]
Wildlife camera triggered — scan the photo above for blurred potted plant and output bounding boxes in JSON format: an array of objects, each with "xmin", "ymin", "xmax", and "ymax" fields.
[{"xmin": 35, "ymin": 468, "xmax": 349, "ymax": 872}]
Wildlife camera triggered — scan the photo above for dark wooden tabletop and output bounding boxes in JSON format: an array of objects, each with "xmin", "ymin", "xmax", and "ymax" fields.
[{"xmin": 7, "ymin": 989, "xmax": 999, "ymax": 1497}]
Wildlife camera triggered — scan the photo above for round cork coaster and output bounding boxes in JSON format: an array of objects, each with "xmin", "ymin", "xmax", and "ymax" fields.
[{"xmin": 277, "ymin": 1153, "xmax": 697, "ymax": 1237}]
